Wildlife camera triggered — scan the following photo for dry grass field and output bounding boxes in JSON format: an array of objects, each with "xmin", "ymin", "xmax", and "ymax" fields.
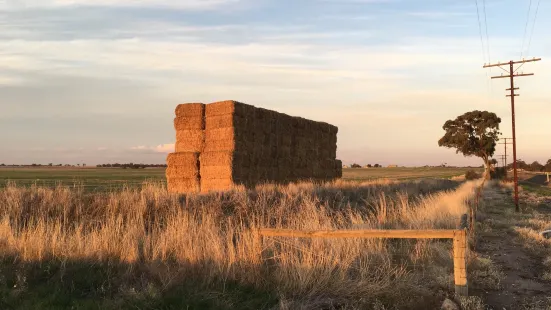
[
  {"xmin": 0, "ymin": 178, "xmax": 490, "ymax": 309},
  {"xmin": 343, "ymin": 167, "xmax": 477, "ymax": 181},
  {"xmin": 0, "ymin": 167, "xmax": 475, "ymax": 192}
]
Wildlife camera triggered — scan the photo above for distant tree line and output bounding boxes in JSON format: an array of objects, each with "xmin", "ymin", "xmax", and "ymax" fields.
[
  {"xmin": 349, "ymin": 163, "xmax": 382, "ymax": 168},
  {"xmin": 505, "ymin": 159, "xmax": 551, "ymax": 172},
  {"xmin": 0, "ymin": 163, "xmax": 85, "ymax": 167},
  {"xmin": 96, "ymin": 163, "xmax": 167, "ymax": 169},
  {"xmin": 0, "ymin": 163, "xmax": 167, "ymax": 168}
]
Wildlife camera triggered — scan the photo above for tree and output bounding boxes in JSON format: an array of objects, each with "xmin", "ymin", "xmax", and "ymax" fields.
[
  {"xmin": 367, "ymin": 164, "xmax": 372, "ymax": 168},
  {"xmin": 545, "ymin": 159, "xmax": 551, "ymax": 172},
  {"xmin": 351, "ymin": 163, "xmax": 361, "ymax": 168},
  {"xmin": 374, "ymin": 164, "xmax": 381, "ymax": 168},
  {"xmin": 438, "ymin": 110, "xmax": 501, "ymax": 180},
  {"xmin": 529, "ymin": 161, "xmax": 543, "ymax": 172},
  {"xmin": 509, "ymin": 160, "xmax": 528, "ymax": 170}
]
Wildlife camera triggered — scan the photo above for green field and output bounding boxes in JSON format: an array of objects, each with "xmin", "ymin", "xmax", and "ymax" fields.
[
  {"xmin": 0, "ymin": 167, "xmax": 166, "ymax": 191},
  {"xmin": 0, "ymin": 166, "xmax": 472, "ymax": 191}
]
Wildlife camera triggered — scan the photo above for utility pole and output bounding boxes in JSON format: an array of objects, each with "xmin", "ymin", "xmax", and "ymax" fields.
[
  {"xmin": 496, "ymin": 154, "xmax": 506, "ymax": 167},
  {"xmin": 499, "ymin": 137, "xmax": 513, "ymax": 168},
  {"xmin": 483, "ymin": 57, "xmax": 541, "ymax": 212}
]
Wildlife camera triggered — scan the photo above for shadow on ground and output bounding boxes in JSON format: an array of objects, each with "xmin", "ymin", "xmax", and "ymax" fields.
[{"xmin": 0, "ymin": 257, "xmax": 278, "ymax": 310}]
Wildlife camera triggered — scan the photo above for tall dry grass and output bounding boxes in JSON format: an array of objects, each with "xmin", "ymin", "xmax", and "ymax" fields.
[{"xmin": 0, "ymin": 179, "xmax": 477, "ymax": 309}]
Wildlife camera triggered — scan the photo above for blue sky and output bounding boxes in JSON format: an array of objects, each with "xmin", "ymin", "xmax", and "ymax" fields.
[{"xmin": 1, "ymin": 0, "xmax": 549, "ymax": 166}]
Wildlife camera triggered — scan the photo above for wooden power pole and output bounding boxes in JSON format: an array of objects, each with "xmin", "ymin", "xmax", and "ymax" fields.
[
  {"xmin": 483, "ymin": 58, "xmax": 541, "ymax": 212},
  {"xmin": 496, "ymin": 154, "xmax": 506, "ymax": 167},
  {"xmin": 499, "ymin": 137, "xmax": 513, "ymax": 168}
]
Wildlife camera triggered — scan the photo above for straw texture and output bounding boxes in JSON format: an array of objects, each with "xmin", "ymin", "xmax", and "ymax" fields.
[{"xmin": 167, "ymin": 100, "xmax": 341, "ymax": 193}]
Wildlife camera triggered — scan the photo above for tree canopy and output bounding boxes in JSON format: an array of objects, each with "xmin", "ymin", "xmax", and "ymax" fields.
[{"xmin": 438, "ymin": 110, "xmax": 501, "ymax": 174}]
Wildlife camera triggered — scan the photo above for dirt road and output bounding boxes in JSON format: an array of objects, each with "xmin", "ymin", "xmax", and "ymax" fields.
[{"xmin": 475, "ymin": 184, "xmax": 551, "ymax": 309}]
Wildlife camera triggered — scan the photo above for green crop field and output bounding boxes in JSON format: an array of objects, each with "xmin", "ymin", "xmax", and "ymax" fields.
[
  {"xmin": 0, "ymin": 167, "xmax": 167, "ymax": 191},
  {"xmin": 0, "ymin": 166, "xmax": 473, "ymax": 192}
]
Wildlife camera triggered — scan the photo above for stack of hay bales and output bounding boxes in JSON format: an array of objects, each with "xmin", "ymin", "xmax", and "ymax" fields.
[
  {"xmin": 165, "ymin": 103, "xmax": 205, "ymax": 193},
  {"xmin": 200, "ymin": 101, "xmax": 255, "ymax": 192},
  {"xmin": 166, "ymin": 100, "xmax": 342, "ymax": 193}
]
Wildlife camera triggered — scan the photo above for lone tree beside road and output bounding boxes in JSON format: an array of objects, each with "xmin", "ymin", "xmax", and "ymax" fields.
[
  {"xmin": 438, "ymin": 110, "xmax": 501, "ymax": 180},
  {"xmin": 438, "ymin": 110, "xmax": 501, "ymax": 229}
]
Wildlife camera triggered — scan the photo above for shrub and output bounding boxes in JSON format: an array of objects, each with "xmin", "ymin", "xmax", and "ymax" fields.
[{"xmin": 465, "ymin": 170, "xmax": 481, "ymax": 180}]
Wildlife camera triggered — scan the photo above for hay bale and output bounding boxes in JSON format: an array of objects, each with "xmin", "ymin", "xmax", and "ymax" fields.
[
  {"xmin": 175, "ymin": 103, "xmax": 204, "ymax": 118},
  {"xmin": 166, "ymin": 152, "xmax": 200, "ymax": 166},
  {"xmin": 166, "ymin": 177, "xmax": 200, "ymax": 193},
  {"xmin": 201, "ymin": 165, "xmax": 249, "ymax": 180},
  {"xmin": 205, "ymin": 100, "xmax": 254, "ymax": 117},
  {"xmin": 165, "ymin": 166, "xmax": 200, "ymax": 178},
  {"xmin": 200, "ymin": 178, "xmax": 235, "ymax": 193},
  {"xmin": 204, "ymin": 128, "xmax": 243, "ymax": 142},
  {"xmin": 174, "ymin": 117, "xmax": 204, "ymax": 130},
  {"xmin": 175, "ymin": 130, "xmax": 204, "ymax": 152},
  {"xmin": 170, "ymin": 100, "xmax": 339, "ymax": 186},
  {"xmin": 203, "ymin": 139, "xmax": 252, "ymax": 152},
  {"xmin": 176, "ymin": 130, "xmax": 204, "ymax": 142},
  {"xmin": 205, "ymin": 114, "xmax": 243, "ymax": 130},
  {"xmin": 200, "ymin": 151, "xmax": 250, "ymax": 167}
]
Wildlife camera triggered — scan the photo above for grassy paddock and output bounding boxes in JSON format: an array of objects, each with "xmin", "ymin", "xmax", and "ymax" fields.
[
  {"xmin": 343, "ymin": 167, "xmax": 476, "ymax": 181},
  {"xmin": 0, "ymin": 178, "xmax": 478, "ymax": 309},
  {"xmin": 0, "ymin": 167, "xmax": 473, "ymax": 192},
  {"xmin": 0, "ymin": 167, "xmax": 166, "ymax": 191}
]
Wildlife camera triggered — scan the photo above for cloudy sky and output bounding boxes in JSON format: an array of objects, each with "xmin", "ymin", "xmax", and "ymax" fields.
[{"xmin": 1, "ymin": 0, "xmax": 549, "ymax": 166}]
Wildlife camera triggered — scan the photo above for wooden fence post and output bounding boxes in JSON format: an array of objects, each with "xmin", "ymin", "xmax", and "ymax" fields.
[{"xmin": 453, "ymin": 229, "xmax": 468, "ymax": 297}]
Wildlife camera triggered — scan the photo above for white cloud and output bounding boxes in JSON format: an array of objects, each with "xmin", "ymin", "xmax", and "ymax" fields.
[{"xmin": 131, "ymin": 144, "xmax": 174, "ymax": 153}]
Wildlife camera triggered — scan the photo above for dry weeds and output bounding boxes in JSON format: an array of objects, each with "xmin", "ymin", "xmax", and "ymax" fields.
[{"xmin": 0, "ymin": 179, "xmax": 477, "ymax": 309}]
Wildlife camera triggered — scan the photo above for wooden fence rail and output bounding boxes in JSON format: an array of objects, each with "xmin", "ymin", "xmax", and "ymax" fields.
[{"xmin": 259, "ymin": 227, "xmax": 468, "ymax": 297}]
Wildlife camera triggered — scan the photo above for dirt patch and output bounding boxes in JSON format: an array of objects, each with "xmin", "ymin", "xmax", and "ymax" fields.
[{"xmin": 473, "ymin": 184, "xmax": 551, "ymax": 309}]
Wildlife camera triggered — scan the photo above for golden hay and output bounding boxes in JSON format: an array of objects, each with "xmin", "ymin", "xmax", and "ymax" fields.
[
  {"xmin": 174, "ymin": 117, "xmax": 204, "ymax": 131},
  {"xmin": 200, "ymin": 178, "xmax": 236, "ymax": 193},
  {"xmin": 168, "ymin": 100, "xmax": 342, "ymax": 190},
  {"xmin": 165, "ymin": 166, "xmax": 200, "ymax": 179},
  {"xmin": 205, "ymin": 100, "xmax": 254, "ymax": 117},
  {"xmin": 204, "ymin": 114, "xmax": 249, "ymax": 130},
  {"xmin": 166, "ymin": 152, "xmax": 200, "ymax": 167},
  {"xmin": 166, "ymin": 177, "xmax": 200, "ymax": 193},
  {"xmin": 200, "ymin": 166, "xmax": 249, "ymax": 180},
  {"xmin": 203, "ymin": 140, "xmax": 253, "ymax": 152},
  {"xmin": 204, "ymin": 128, "xmax": 241, "ymax": 142},
  {"xmin": 176, "ymin": 130, "xmax": 204, "ymax": 142},
  {"xmin": 175, "ymin": 103, "xmax": 204, "ymax": 118},
  {"xmin": 200, "ymin": 151, "xmax": 250, "ymax": 167}
]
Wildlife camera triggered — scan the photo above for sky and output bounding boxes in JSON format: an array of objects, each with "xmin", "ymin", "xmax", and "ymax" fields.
[{"xmin": 0, "ymin": 0, "xmax": 550, "ymax": 166}]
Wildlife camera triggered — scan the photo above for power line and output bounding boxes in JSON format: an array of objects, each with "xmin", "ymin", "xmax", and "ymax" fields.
[
  {"xmin": 474, "ymin": 0, "xmax": 487, "ymax": 64},
  {"xmin": 526, "ymin": 0, "xmax": 541, "ymax": 57},
  {"xmin": 520, "ymin": 0, "xmax": 533, "ymax": 59},
  {"xmin": 475, "ymin": 0, "xmax": 492, "ymax": 103},
  {"xmin": 482, "ymin": 0, "xmax": 491, "ymax": 63}
]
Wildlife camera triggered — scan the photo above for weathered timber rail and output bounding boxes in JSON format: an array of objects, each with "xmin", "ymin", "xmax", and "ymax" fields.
[{"xmin": 259, "ymin": 227, "xmax": 469, "ymax": 297}]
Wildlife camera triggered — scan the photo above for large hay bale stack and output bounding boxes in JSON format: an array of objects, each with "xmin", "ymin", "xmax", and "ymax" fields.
[
  {"xmin": 166, "ymin": 152, "xmax": 201, "ymax": 193},
  {"xmin": 166, "ymin": 100, "xmax": 341, "ymax": 194},
  {"xmin": 166, "ymin": 103, "xmax": 205, "ymax": 193}
]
